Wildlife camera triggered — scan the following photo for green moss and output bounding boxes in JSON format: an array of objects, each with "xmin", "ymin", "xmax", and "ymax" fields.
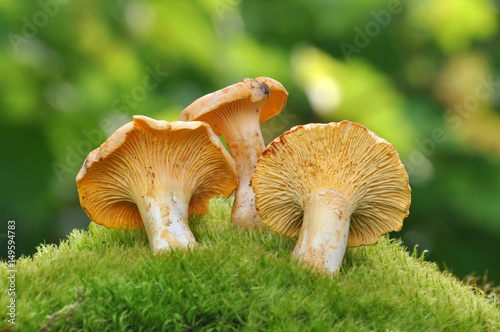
[{"xmin": 1, "ymin": 198, "xmax": 499, "ymax": 331}]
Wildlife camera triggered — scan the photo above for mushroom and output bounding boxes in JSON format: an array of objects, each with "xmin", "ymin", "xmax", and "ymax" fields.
[
  {"xmin": 252, "ymin": 121, "xmax": 411, "ymax": 273},
  {"xmin": 76, "ymin": 115, "xmax": 238, "ymax": 254},
  {"xmin": 180, "ymin": 77, "xmax": 288, "ymax": 229}
]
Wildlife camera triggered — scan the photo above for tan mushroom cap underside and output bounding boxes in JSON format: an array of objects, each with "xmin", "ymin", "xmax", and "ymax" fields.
[
  {"xmin": 76, "ymin": 115, "xmax": 238, "ymax": 229},
  {"xmin": 252, "ymin": 121, "xmax": 411, "ymax": 247},
  {"xmin": 179, "ymin": 77, "xmax": 288, "ymax": 135}
]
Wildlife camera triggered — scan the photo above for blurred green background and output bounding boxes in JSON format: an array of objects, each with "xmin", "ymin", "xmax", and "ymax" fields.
[{"xmin": 1, "ymin": 0, "xmax": 499, "ymax": 281}]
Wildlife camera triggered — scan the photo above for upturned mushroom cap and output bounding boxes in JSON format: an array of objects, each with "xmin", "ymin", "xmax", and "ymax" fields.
[
  {"xmin": 179, "ymin": 77, "xmax": 288, "ymax": 135},
  {"xmin": 76, "ymin": 115, "xmax": 238, "ymax": 230},
  {"xmin": 252, "ymin": 121, "xmax": 411, "ymax": 247}
]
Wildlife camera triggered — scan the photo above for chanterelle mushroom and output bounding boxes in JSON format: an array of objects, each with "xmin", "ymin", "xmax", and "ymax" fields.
[
  {"xmin": 252, "ymin": 121, "xmax": 411, "ymax": 273},
  {"xmin": 180, "ymin": 77, "xmax": 288, "ymax": 229},
  {"xmin": 76, "ymin": 115, "xmax": 238, "ymax": 254}
]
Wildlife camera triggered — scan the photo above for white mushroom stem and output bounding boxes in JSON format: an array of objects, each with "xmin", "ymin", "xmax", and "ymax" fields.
[
  {"xmin": 292, "ymin": 188, "xmax": 352, "ymax": 273},
  {"xmin": 136, "ymin": 190, "xmax": 196, "ymax": 254},
  {"xmin": 221, "ymin": 114, "xmax": 266, "ymax": 229}
]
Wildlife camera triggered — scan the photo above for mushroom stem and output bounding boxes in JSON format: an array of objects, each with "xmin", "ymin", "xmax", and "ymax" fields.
[
  {"xmin": 223, "ymin": 119, "xmax": 266, "ymax": 229},
  {"xmin": 292, "ymin": 188, "xmax": 352, "ymax": 273},
  {"xmin": 137, "ymin": 190, "xmax": 196, "ymax": 254}
]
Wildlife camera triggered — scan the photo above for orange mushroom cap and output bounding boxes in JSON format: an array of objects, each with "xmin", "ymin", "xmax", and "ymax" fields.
[
  {"xmin": 253, "ymin": 121, "xmax": 411, "ymax": 247},
  {"xmin": 76, "ymin": 115, "xmax": 238, "ymax": 229},
  {"xmin": 179, "ymin": 77, "xmax": 288, "ymax": 136}
]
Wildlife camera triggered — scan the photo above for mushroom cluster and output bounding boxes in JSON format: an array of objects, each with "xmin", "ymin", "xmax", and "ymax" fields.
[{"xmin": 77, "ymin": 77, "xmax": 410, "ymax": 273}]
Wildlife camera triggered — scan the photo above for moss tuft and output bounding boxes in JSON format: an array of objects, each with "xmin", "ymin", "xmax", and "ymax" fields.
[{"xmin": 1, "ymin": 198, "xmax": 499, "ymax": 331}]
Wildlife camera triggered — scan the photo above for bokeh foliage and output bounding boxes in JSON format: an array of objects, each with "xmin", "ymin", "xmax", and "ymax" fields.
[{"xmin": 1, "ymin": 0, "xmax": 499, "ymax": 280}]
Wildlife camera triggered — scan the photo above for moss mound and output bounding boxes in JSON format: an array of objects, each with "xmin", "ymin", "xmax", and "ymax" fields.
[{"xmin": 1, "ymin": 198, "xmax": 498, "ymax": 331}]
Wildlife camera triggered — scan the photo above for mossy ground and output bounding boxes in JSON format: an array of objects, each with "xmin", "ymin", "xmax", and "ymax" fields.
[{"xmin": 1, "ymin": 198, "xmax": 499, "ymax": 331}]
